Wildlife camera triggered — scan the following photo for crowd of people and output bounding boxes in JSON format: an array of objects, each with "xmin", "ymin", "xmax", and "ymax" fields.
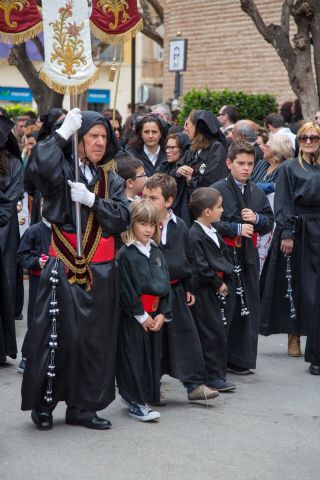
[{"xmin": 1, "ymin": 97, "xmax": 320, "ymax": 431}]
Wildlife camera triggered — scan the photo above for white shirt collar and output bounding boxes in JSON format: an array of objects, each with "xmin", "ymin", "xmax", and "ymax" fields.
[
  {"xmin": 42, "ymin": 219, "xmax": 51, "ymax": 229},
  {"xmin": 132, "ymin": 239, "xmax": 157, "ymax": 258},
  {"xmin": 195, "ymin": 220, "xmax": 220, "ymax": 247},
  {"xmin": 161, "ymin": 210, "xmax": 177, "ymax": 245},
  {"xmin": 144, "ymin": 145, "xmax": 160, "ymax": 166},
  {"xmin": 79, "ymin": 159, "xmax": 94, "ymax": 182}
]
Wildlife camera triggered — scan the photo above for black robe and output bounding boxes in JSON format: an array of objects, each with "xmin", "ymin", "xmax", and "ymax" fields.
[
  {"xmin": 189, "ymin": 222, "xmax": 234, "ymax": 380},
  {"xmin": 181, "ymin": 141, "xmax": 228, "ymax": 224},
  {"xmin": 0, "ymin": 192, "xmax": 16, "ymax": 362},
  {"xmin": 127, "ymin": 147, "xmax": 167, "ymax": 177},
  {"xmin": 17, "ymin": 220, "xmax": 52, "ymax": 357},
  {"xmin": 212, "ymin": 176, "xmax": 274, "ymax": 369},
  {"xmin": 159, "ymin": 216, "xmax": 206, "ymax": 384},
  {"xmin": 21, "ymin": 118, "xmax": 130, "ymax": 412},
  {"xmin": 0, "ymin": 155, "xmax": 23, "ymax": 362},
  {"xmin": 259, "ymin": 159, "xmax": 320, "ymax": 365},
  {"xmin": 116, "ymin": 243, "xmax": 171, "ymax": 405}
]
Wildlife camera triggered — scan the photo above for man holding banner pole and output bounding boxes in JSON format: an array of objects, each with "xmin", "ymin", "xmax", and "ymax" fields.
[{"xmin": 22, "ymin": 108, "xmax": 130, "ymax": 430}]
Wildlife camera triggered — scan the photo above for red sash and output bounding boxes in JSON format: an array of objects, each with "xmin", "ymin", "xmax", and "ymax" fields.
[
  {"xmin": 140, "ymin": 294, "xmax": 160, "ymax": 313},
  {"xmin": 49, "ymin": 233, "xmax": 115, "ymax": 263},
  {"xmin": 223, "ymin": 232, "xmax": 258, "ymax": 248}
]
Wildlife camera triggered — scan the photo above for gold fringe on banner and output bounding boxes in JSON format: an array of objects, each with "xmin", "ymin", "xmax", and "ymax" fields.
[
  {"xmin": 39, "ymin": 69, "xmax": 99, "ymax": 96},
  {"xmin": 0, "ymin": 21, "xmax": 43, "ymax": 45},
  {"xmin": 89, "ymin": 17, "xmax": 143, "ymax": 45}
]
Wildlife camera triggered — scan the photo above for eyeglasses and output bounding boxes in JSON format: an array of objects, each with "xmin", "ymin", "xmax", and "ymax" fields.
[
  {"xmin": 216, "ymin": 113, "xmax": 224, "ymax": 117},
  {"xmin": 133, "ymin": 173, "xmax": 147, "ymax": 179},
  {"xmin": 165, "ymin": 146, "xmax": 179, "ymax": 151},
  {"xmin": 114, "ymin": 127, "xmax": 121, "ymax": 132},
  {"xmin": 298, "ymin": 135, "xmax": 320, "ymax": 144},
  {"xmin": 315, "ymin": 116, "xmax": 320, "ymax": 121}
]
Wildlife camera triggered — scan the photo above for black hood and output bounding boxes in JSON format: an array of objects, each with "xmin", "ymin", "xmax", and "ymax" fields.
[
  {"xmin": 194, "ymin": 110, "xmax": 228, "ymax": 149},
  {"xmin": 58, "ymin": 110, "xmax": 120, "ymax": 165},
  {"xmin": 0, "ymin": 115, "xmax": 22, "ymax": 161},
  {"xmin": 175, "ymin": 132, "xmax": 190, "ymax": 153},
  {"xmin": 38, "ymin": 107, "xmax": 66, "ymax": 142},
  {"xmin": 78, "ymin": 111, "xmax": 119, "ymax": 165}
]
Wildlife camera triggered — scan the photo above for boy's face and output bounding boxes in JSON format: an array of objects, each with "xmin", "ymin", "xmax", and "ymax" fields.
[
  {"xmin": 129, "ymin": 166, "xmax": 147, "ymax": 195},
  {"xmin": 208, "ymin": 196, "xmax": 223, "ymax": 223},
  {"xmin": 143, "ymin": 186, "xmax": 173, "ymax": 215},
  {"xmin": 226, "ymin": 153, "xmax": 254, "ymax": 183}
]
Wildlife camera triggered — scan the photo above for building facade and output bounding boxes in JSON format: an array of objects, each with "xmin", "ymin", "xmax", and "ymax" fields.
[{"xmin": 162, "ymin": 0, "xmax": 295, "ymax": 106}]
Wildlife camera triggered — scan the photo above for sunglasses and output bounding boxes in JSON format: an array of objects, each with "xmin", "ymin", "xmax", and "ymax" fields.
[{"xmin": 298, "ymin": 135, "xmax": 320, "ymax": 144}]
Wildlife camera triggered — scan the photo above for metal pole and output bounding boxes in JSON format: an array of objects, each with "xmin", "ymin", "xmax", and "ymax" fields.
[
  {"xmin": 174, "ymin": 71, "xmax": 180, "ymax": 99},
  {"xmin": 131, "ymin": 37, "xmax": 136, "ymax": 112},
  {"xmin": 70, "ymin": 95, "xmax": 83, "ymax": 257}
]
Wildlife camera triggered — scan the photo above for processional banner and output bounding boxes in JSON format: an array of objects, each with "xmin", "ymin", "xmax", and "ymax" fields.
[
  {"xmin": 40, "ymin": 0, "xmax": 98, "ymax": 95},
  {"xmin": 90, "ymin": 0, "xmax": 143, "ymax": 44},
  {"xmin": 0, "ymin": 0, "xmax": 42, "ymax": 44}
]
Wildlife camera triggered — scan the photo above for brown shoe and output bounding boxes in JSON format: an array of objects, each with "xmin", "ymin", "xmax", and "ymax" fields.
[
  {"xmin": 188, "ymin": 384, "xmax": 219, "ymax": 401},
  {"xmin": 288, "ymin": 334, "xmax": 301, "ymax": 357}
]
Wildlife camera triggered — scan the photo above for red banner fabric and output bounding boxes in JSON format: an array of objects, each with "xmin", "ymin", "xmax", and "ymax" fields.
[
  {"xmin": 90, "ymin": 0, "xmax": 143, "ymax": 44},
  {"xmin": 0, "ymin": 0, "xmax": 42, "ymax": 44}
]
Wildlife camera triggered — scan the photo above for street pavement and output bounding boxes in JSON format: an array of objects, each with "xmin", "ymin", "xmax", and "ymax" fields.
[{"xmin": 1, "ymin": 283, "xmax": 320, "ymax": 480}]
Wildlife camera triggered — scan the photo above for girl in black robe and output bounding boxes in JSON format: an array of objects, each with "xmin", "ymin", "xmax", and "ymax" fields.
[
  {"xmin": 260, "ymin": 122, "xmax": 320, "ymax": 374},
  {"xmin": 212, "ymin": 142, "xmax": 274, "ymax": 373},
  {"xmin": 116, "ymin": 199, "xmax": 171, "ymax": 422}
]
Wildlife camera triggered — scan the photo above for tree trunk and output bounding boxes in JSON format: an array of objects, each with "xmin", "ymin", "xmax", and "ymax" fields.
[{"xmin": 8, "ymin": 44, "xmax": 64, "ymax": 116}]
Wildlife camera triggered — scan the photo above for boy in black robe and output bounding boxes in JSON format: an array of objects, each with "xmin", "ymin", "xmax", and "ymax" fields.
[
  {"xmin": 212, "ymin": 142, "xmax": 274, "ymax": 373},
  {"xmin": 189, "ymin": 187, "xmax": 236, "ymax": 392},
  {"xmin": 16, "ymin": 217, "xmax": 52, "ymax": 373},
  {"xmin": 143, "ymin": 174, "xmax": 219, "ymax": 401}
]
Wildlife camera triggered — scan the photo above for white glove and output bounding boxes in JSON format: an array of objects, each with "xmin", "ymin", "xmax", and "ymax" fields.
[
  {"xmin": 56, "ymin": 108, "xmax": 82, "ymax": 141},
  {"xmin": 68, "ymin": 180, "xmax": 95, "ymax": 207}
]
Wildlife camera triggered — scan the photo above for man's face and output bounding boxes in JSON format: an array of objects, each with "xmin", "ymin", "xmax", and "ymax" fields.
[
  {"xmin": 78, "ymin": 124, "xmax": 108, "ymax": 164},
  {"xmin": 15, "ymin": 120, "xmax": 25, "ymax": 138},
  {"xmin": 315, "ymin": 111, "xmax": 320, "ymax": 125},
  {"xmin": 217, "ymin": 109, "xmax": 228, "ymax": 127},
  {"xmin": 226, "ymin": 153, "xmax": 255, "ymax": 183}
]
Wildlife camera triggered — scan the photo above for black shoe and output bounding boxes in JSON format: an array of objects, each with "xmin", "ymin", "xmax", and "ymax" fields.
[
  {"xmin": 227, "ymin": 363, "xmax": 252, "ymax": 375},
  {"xmin": 65, "ymin": 414, "xmax": 112, "ymax": 430},
  {"xmin": 309, "ymin": 364, "xmax": 320, "ymax": 375},
  {"xmin": 15, "ymin": 314, "xmax": 23, "ymax": 321},
  {"xmin": 31, "ymin": 410, "xmax": 53, "ymax": 430}
]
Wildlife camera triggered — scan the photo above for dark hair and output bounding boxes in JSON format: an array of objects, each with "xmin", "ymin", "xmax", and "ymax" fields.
[
  {"xmin": 128, "ymin": 114, "xmax": 166, "ymax": 151},
  {"xmin": 23, "ymin": 110, "xmax": 37, "ymax": 120},
  {"xmin": 257, "ymin": 126, "xmax": 268, "ymax": 144},
  {"xmin": 228, "ymin": 141, "xmax": 255, "ymax": 161},
  {"xmin": 102, "ymin": 108, "xmax": 122, "ymax": 125},
  {"xmin": 280, "ymin": 101, "xmax": 293, "ymax": 124},
  {"xmin": 265, "ymin": 113, "xmax": 285, "ymax": 129},
  {"xmin": 168, "ymin": 124, "xmax": 183, "ymax": 134},
  {"xmin": 292, "ymin": 98, "xmax": 303, "ymax": 122},
  {"xmin": 190, "ymin": 187, "xmax": 222, "ymax": 218},
  {"xmin": 144, "ymin": 173, "xmax": 177, "ymax": 201},
  {"xmin": 116, "ymin": 156, "xmax": 144, "ymax": 181},
  {"xmin": 221, "ymin": 106, "xmax": 239, "ymax": 124}
]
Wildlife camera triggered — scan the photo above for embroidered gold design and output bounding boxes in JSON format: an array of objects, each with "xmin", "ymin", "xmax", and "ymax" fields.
[
  {"xmin": 97, "ymin": 0, "xmax": 131, "ymax": 30},
  {"xmin": 0, "ymin": 0, "xmax": 29, "ymax": 29},
  {"xmin": 50, "ymin": 0, "xmax": 87, "ymax": 79}
]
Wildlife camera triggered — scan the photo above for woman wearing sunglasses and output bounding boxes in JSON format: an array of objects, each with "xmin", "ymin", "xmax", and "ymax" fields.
[{"xmin": 260, "ymin": 122, "xmax": 320, "ymax": 374}]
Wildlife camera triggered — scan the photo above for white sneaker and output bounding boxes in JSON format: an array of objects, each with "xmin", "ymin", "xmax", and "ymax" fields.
[{"xmin": 129, "ymin": 403, "xmax": 160, "ymax": 422}]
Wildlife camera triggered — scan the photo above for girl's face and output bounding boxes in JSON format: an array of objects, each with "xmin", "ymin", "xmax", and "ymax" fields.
[
  {"xmin": 141, "ymin": 122, "xmax": 161, "ymax": 150},
  {"xmin": 209, "ymin": 196, "xmax": 223, "ymax": 223},
  {"xmin": 184, "ymin": 117, "xmax": 196, "ymax": 140},
  {"xmin": 133, "ymin": 221, "xmax": 156, "ymax": 245},
  {"xmin": 166, "ymin": 138, "xmax": 182, "ymax": 163},
  {"xmin": 299, "ymin": 128, "xmax": 320, "ymax": 155}
]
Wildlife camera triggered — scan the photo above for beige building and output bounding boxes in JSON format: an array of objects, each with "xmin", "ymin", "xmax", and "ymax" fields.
[{"xmin": 162, "ymin": 0, "xmax": 295, "ymax": 105}]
